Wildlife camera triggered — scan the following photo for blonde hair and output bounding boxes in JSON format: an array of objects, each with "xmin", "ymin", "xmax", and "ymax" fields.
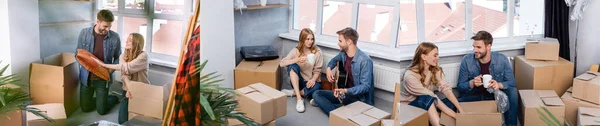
[
  {"xmin": 124, "ymin": 33, "xmax": 144, "ymax": 62},
  {"xmin": 296, "ymin": 28, "xmax": 319, "ymax": 56},
  {"xmin": 407, "ymin": 42, "xmax": 443, "ymax": 87}
]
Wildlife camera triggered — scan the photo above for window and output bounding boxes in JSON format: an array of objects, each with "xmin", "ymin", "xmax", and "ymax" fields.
[
  {"xmin": 472, "ymin": 0, "xmax": 508, "ymax": 38},
  {"xmin": 321, "ymin": 1, "xmax": 352, "ymax": 36},
  {"xmin": 513, "ymin": 0, "xmax": 544, "ymax": 36},
  {"xmin": 397, "ymin": 0, "xmax": 418, "ymax": 47},
  {"xmin": 155, "ymin": 0, "xmax": 185, "ymax": 15},
  {"xmin": 357, "ymin": 4, "xmax": 394, "ymax": 45},
  {"xmin": 152, "ymin": 19, "xmax": 183, "ymax": 56},
  {"xmin": 424, "ymin": 0, "xmax": 465, "ymax": 42},
  {"xmin": 97, "ymin": 0, "xmax": 191, "ymax": 67},
  {"xmin": 293, "ymin": 0, "xmax": 318, "ymax": 31}
]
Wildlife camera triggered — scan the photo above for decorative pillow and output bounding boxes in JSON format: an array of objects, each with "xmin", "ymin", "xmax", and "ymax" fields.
[{"xmin": 76, "ymin": 49, "xmax": 110, "ymax": 81}]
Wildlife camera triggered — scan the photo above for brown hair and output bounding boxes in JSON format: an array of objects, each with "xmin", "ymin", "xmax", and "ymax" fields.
[
  {"xmin": 97, "ymin": 10, "xmax": 115, "ymax": 22},
  {"xmin": 407, "ymin": 42, "xmax": 443, "ymax": 87},
  {"xmin": 336, "ymin": 27, "xmax": 359, "ymax": 45},
  {"xmin": 124, "ymin": 33, "xmax": 144, "ymax": 62},
  {"xmin": 471, "ymin": 31, "xmax": 493, "ymax": 45},
  {"xmin": 297, "ymin": 28, "xmax": 319, "ymax": 56}
]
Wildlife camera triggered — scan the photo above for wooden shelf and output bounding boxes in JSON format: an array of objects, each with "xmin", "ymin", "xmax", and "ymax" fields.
[
  {"xmin": 40, "ymin": 20, "xmax": 92, "ymax": 26},
  {"xmin": 234, "ymin": 4, "xmax": 289, "ymax": 11}
]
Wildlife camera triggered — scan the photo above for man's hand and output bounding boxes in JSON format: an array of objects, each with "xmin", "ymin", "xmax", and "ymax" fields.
[
  {"xmin": 471, "ymin": 75, "xmax": 483, "ymax": 87},
  {"xmin": 488, "ymin": 80, "xmax": 503, "ymax": 90},
  {"xmin": 326, "ymin": 68, "xmax": 335, "ymax": 82},
  {"xmin": 334, "ymin": 88, "xmax": 347, "ymax": 98}
]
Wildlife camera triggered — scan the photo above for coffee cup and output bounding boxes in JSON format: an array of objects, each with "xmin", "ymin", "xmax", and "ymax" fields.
[
  {"xmin": 307, "ymin": 54, "xmax": 316, "ymax": 65},
  {"xmin": 482, "ymin": 74, "xmax": 492, "ymax": 88}
]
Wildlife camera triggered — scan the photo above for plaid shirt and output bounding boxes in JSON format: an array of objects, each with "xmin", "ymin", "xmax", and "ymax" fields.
[{"xmin": 170, "ymin": 26, "xmax": 200, "ymax": 126}]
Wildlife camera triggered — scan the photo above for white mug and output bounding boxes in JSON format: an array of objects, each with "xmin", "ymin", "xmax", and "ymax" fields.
[
  {"xmin": 307, "ymin": 54, "xmax": 316, "ymax": 65},
  {"xmin": 482, "ymin": 74, "xmax": 492, "ymax": 88}
]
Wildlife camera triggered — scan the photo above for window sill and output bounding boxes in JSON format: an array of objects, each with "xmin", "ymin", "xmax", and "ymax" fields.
[{"xmin": 279, "ymin": 32, "xmax": 527, "ymax": 62}]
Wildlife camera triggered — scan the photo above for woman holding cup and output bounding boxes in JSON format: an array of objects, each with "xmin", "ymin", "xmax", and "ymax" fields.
[
  {"xmin": 400, "ymin": 42, "xmax": 464, "ymax": 126},
  {"xmin": 280, "ymin": 28, "xmax": 323, "ymax": 113}
]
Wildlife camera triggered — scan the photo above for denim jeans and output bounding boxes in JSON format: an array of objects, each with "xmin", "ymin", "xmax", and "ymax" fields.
[
  {"xmin": 458, "ymin": 87, "xmax": 519, "ymax": 126},
  {"xmin": 288, "ymin": 64, "xmax": 321, "ymax": 99},
  {"xmin": 118, "ymin": 90, "xmax": 128, "ymax": 124},
  {"xmin": 80, "ymin": 79, "xmax": 118, "ymax": 115},
  {"xmin": 408, "ymin": 95, "xmax": 457, "ymax": 113},
  {"xmin": 312, "ymin": 90, "xmax": 359, "ymax": 116}
]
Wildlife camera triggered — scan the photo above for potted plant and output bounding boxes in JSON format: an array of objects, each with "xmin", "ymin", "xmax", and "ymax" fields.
[
  {"xmin": 0, "ymin": 61, "xmax": 54, "ymax": 124},
  {"xmin": 198, "ymin": 60, "xmax": 258, "ymax": 126}
]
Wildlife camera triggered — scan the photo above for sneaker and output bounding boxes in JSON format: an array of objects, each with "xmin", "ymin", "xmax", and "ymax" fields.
[
  {"xmin": 281, "ymin": 89, "xmax": 295, "ymax": 97},
  {"xmin": 310, "ymin": 99, "xmax": 318, "ymax": 107},
  {"xmin": 296, "ymin": 100, "xmax": 305, "ymax": 113}
]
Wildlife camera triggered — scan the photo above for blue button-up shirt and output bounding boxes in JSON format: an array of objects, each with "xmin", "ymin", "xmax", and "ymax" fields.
[
  {"xmin": 457, "ymin": 51, "xmax": 516, "ymax": 95},
  {"xmin": 75, "ymin": 25, "xmax": 121, "ymax": 87},
  {"xmin": 327, "ymin": 48, "xmax": 375, "ymax": 105}
]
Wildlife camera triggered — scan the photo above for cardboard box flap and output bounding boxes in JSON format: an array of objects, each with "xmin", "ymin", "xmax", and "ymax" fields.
[
  {"xmin": 249, "ymin": 83, "xmax": 286, "ymax": 98},
  {"xmin": 398, "ymin": 103, "xmax": 427, "ymax": 124},
  {"xmin": 255, "ymin": 62, "xmax": 280, "ymax": 72},
  {"xmin": 244, "ymin": 92, "xmax": 272, "ymax": 104},
  {"xmin": 381, "ymin": 119, "xmax": 394, "ymax": 126},
  {"xmin": 579, "ymin": 107, "xmax": 600, "ymax": 117},
  {"xmin": 346, "ymin": 101, "xmax": 374, "ymax": 113},
  {"xmin": 520, "ymin": 90, "xmax": 546, "ymax": 108},
  {"xmin": 537, "ymin": 90, "xmax": 559, "ymax": 98},
  {"xmin": 331, "ymin": 107, "xmax": 359, "ymax": 120},
  {"xmin": 26, "ymin": 103, "xmax": 67, "ymax": 121},
  {"xmin": 576, "ymin": 72, "xmax": 599, "ymax": 81},
  {"xmin": 236, "ymin": 86, "xmax": 258, "ymax": 94},
  {"xmin": 235, "ymin": 60, "xmax": 261, "ymax": 71},
  {"xmin": 566, "ymin": 87, "xmax": 572, "ymax": 93},
  {"xmin": 362, "ymin": 107, "xmax": 391, "ymax": 120},
  {"xmin": 349, "ymin": 113, "xmax": 379, "ymax": 126},
  {"xmin": 541, "ymin": 97, "xmax": 565, "ymax": 106}
]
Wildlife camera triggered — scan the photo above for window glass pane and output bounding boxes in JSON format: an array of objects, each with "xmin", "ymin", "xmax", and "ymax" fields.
[
  {"xmin": 126, "ymin": 0, "xmax": 145, "ymax": 9},
  {"xmin": 357, "ymin": 4, "xmax": 394, "ymax": 45},
  {"xmin": 322, "ymin": 1, "xmax": 352, "ymax": 36},
  {"xmin": 99, "ymin": 0, "xmax": 118, "ymax": 11},
  {"xmin": 472, "ymin": 0, "xmax": 508, "ymax": 38},
  {"xmin": 513, "ymin": 0, "xmax": 543, "ymax": 36},
  {"xmin": 293, "ymin": 0, "xmax": 318, "ymax": 31},
  {"xmin": 424, "ymin": 0, "xmax": 465, "ymax": 42},
  {"xmin": 111, "ymin": 16, "xmax": 119, "ymax": 35},
  {"xmin": 397, "ymin": 0, "xmax": 418, "ymax": 47},
  {"xmin": 123, "ymin": 17, "xmax": 148, "ymax": 51},
  {"xmin": 155, "ymin": 0, "xmax": 185, "ymax": 15},
  {"xmin": 152, "ymin": 19, "xmax": 184, "ymax": 56}
]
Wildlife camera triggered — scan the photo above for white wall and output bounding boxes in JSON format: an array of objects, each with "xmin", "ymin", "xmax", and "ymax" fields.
[
  {"xmin": 199, "ymin": 0, "xmax": 236, "ymax": 88},
  {"xmin": 0, "ymin": 0, "xmax": 11, "ymax": 75},
  {"xmin": 569, "ymin": 0, "xmax": 600, "ymax": 76},
  {"xmin": 6, "ymin": 0, "xmax": 40, "ymax": 86}
]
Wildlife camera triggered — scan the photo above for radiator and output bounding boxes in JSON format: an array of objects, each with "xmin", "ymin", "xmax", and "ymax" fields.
[{"xmin": 322, "ymin": 53, "xmax": 463, "ymax": 92}]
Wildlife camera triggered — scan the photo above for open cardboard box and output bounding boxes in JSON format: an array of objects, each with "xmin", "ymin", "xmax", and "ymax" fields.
[
  {"xmin": 577, "ymin": 107, "xmax": 600, "ymax": 126},
  {"xmin": 235, "ymin": 83, "xmax": 286, "ymax": 124},
  {"xmin": 29, "ymin": 53, "xmax": 80, "ymax": 116},
  {"xmin": 128, "ymin": 81, "xmax": 170, "ymax": 119},
  {"xmin": 394, "ymin": 103, "xmax": 428, "ymax": 126},
  {"xmin": 572, "ymin": 71, "xmax": 600, "ymax": 104},
  {"xmin": 519, "ymin": 90, "xmax": 565, "ymax": 126},
  {"xmin": 440, "ymin": 101, "xmax": 502, "ymax": 126},
  {"xmin": 330, "ymin": 101, "xmax": 391, "ymax": 126},
  {"xmin": 26, "ymin": 103, "xmax": 67, "ymax": 126}
]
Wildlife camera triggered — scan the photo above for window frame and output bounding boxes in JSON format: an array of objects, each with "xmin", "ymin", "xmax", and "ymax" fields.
[
  {"xmin": 287, "ymin": 0, "xmax": 544, "ymax": 61},
  {"xmin": 95, "ymin": 0, "xmax": 193, "ymax": 68}
]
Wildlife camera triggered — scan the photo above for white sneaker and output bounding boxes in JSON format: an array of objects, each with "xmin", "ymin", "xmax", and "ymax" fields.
[
  {"xmin": 310, "ymin": 99, "xmax": 318, "ymax": 107},
  {"xmin": 296, "ymin": 100, "xmax": 305, "ymax": 113},
  {"xmin": 281, "ymin": 89, "xmax": 295, "ymax": 97}
]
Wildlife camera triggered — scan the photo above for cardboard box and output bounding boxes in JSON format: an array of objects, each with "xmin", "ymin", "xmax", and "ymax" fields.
[
  {"xmin": 330, "ymin": 101, "xmax": 391, "ymax": 126},
  {"xmin": 562, "ymin": 89, "xmax": 600, "ymax": 126},
  {"xmin": 29, "ymin": 53, "xmax": 80, "ymax": 116},
  {"xmin": 235, "ymin": 83, "xmax": 286, "ymax": 124},
  {"xmin": 514, "ymin": 56, "xmax": 574, "ymax": 96},
  {"xmin": 519, "ymin": 90, "xmax": 565, "ymax": 126},
  {"xmin": 391, "ymin": 83, "xmax": 409, "ymax": 119},
  {"xmin": 578, "ymin": 107, "xmax": 600, "ymax": 126},
  {"xmin": 227, "ymin": 118, "xmax": 275, "ymax": 126},
  {"xmin": 394, "ymin": 103, "xmax": 428, "ymax": 126},
  {"xmin": 525, "ymin": 38, "xmax": 560, "ymax": 61},
  {"xmin": 26, "ymin": 103, "xmax": 67, "ymax": 126},
  {"xmin": 128, "ymin": 81, "xmax": 170, "ymax": 119},
  {"xmin": 128, "ymin": 112, "xmax": 139, "ymax": 120},
  {"xmin": 381, "ymin": 119, "xmax": 394, "ymax": 126},
  {"xmin": 439, "ymin": 101, "xmax": 502, "ymax": 126},
  {"xmin": 572, "ymin": 72, "xmax": 600, "ymax": 104},
  {"xmin": 234, "ymin": 58, "xmax": 281, "ymax": 90},
  {"xmin": 0, "ymin": 110, "xmax": 23, "ymax": 126}
]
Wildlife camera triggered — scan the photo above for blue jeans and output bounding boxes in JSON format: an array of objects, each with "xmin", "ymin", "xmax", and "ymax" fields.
[
  {"xmin": 288, "ymin": 64, "xmax": 321, "ymax": 99},
  {"xmin": 408, "ymin": 95, "xmax": 457, "ymax": 112},
  {"xmin": 312, "ymin": 90, "xmax": 359, "ymax": 116},
  {"xmin": 118, "ymin": 90, "xmax": 128, "ymax": 124},
  {"xmin": 80, "ymin": 79, "xmax": 118, "ymax": 115},
  {"xmin": 458, "ymin": 87, "xmax": 519, "ymax": 126}
]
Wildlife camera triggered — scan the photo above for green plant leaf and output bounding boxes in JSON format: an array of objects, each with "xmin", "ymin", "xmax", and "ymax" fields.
[
  {"xmin": 536, "ymin": 108, "xmax": 556, "ymax": 126},
  {"xmin": 541, "ymin": 106, "xmax": 562, "ymax": 125},
  {"xmin": 199, "ymin": 94, "xmax": 216, "ymax": 120}
]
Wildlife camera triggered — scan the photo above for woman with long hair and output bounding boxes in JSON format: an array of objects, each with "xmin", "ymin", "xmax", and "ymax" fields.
[
  {"xmin": 400, "ymin": 42, "xmax": 464, "ymax": 126},
  {"xmin": 93, "ymin": 33, "xmax": 149, "ymax": 124},
  {"xmin": 280, "ymin": 28, "xmax": 323, "ymax": 113}
]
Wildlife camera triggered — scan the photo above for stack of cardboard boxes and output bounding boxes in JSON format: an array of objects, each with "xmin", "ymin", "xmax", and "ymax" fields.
[
  {"xmin": 234, "ymin": 59, "xmax": 281, "ymax": 90},
  {"xmin": 562, "ymin": 72, "xmax": 600, "ymax": 125},
  {"xmin": 233, "ymin": 83, "xmax": 286, "ymax": 125}
]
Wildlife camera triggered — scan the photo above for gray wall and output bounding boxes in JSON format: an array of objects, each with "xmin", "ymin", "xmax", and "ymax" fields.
[
  {"xmin": 569, "ymin": 0, "xmax": 600, "ymax": 76},
  {"xmin": 234, "ymin": 0, "xmax": 289, "ymax": 65},
  {"xmin": 200, "ymin": 0, "xmax": 236, "ymax": 88},
  {"xmin": 39, "ymin": 0, "xmax": 94, "ymax": 58}
]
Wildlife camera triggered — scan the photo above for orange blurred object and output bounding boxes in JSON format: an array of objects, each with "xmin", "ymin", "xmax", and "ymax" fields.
[{"xmin": 76, "ymin": 49, "xmax": 110, "ymax": 81}]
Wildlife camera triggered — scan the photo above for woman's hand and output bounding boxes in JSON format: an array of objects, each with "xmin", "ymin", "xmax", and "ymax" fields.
[
  {"xmin": 307, "ymin": 79, "xmax": 316, "ymax": 88},
  {"xmin": 126, "ymin": 91, "xmax": 132, "ymax": 99},
  {"xmin": 91, "ymin": 56, "xmax": 105, "ymax": 67}
]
